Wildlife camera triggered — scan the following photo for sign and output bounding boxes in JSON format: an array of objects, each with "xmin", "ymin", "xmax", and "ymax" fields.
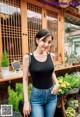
[{"xmin": 12, "ymin": 60, "xmax": 20, "ymax": 70}]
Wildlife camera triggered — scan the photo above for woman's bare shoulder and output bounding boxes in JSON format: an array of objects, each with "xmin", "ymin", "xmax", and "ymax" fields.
[
  {"xmin": 50, "ymin": 52, "xmax": 55, "ymax": 58},
  {"xmin": 23, "ymin": 54, "xmax": 29, "ymax": 62},
  {"xmin": 23, "ymin": 54, "xmax": 29, "ymax": 58},
  {"xmin": 23, "ymin": 54, "xmax": 29, "ymax": 59}
]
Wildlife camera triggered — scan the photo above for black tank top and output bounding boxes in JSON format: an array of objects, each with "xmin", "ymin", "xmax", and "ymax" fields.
[{"xmin": 29, "ymin": 53, "xmax": 54, "ymax": 89}]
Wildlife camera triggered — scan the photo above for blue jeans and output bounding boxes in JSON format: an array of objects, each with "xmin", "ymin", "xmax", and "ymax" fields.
[{"xmin": 30, "ymin": 86, "xmax": 57, "ymax": 117}]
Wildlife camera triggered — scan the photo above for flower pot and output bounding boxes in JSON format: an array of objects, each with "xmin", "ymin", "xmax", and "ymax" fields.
[{"xmin": 1, "ymin": 67, "xmax": 9, "ymax": 77}]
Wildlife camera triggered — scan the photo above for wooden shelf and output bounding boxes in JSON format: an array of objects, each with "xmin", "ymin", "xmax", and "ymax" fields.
[
  {"xmin": 0, "ymin": 70, "xmax": 23, "ymax": 83},
  {"xmin": 55, "ymin": 64, "xmax": 80, "ymax": 71},
  {"xmin": 0, "ymin": 65, "xmax": 80, "ymax": 83}
]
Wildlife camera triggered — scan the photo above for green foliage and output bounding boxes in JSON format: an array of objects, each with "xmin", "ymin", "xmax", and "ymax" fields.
[
  {"xmin": 8, "ymin": 86, "xmax": 20, "ymax": 112},
  {"xmin": 58, "ymin": 73, "xmax": 80, "ymax": 96},
  {"xmin": 16, "ymin": 83, "xmax": 23, "ymax": 95},
  {"xmin": 68, "ymin": 98, "xmax": 79, "ymax": 109},
  {"xmin": 58, "ymin": 76, "xmax": 70, "ymax": 96},
  {"xmin": 66, "ymin": 107, "xmax": 76, "ymax": 117},
  {"xmin": 1, "ymin": 50, "xmax": 9, "ymax": 67},
  {"xmin": 65, "ymin": 27, "xmax": 71, "ymax": 33},
  {"xmin": 64, "ymin": 74, "xmax": 80, "ymax": 88},
  {"xmin": 8, "ymin": 83, "xmax": 32, "ymax": 112}
]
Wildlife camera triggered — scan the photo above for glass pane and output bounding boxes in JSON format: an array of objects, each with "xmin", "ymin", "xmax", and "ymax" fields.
[
  {"xmin": 0, "ymin": 0, "xmax": 22, "ymax": 63},
  {"xmin": 27, "ymin": 3, "xmax": 42, "ymax": 52},
  {"xmin": 46, "ymin": 10, "xmax": 58, "ymax": 60},
  {"xmin": 65, "ymin": 21, "xmax": 80, "ymax": 64}
]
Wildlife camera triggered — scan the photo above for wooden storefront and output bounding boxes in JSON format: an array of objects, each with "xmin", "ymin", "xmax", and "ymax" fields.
[
  {"xmin": 0, "ymin": 0, "xmax": 66, "ymax": 66},
  {"xmin": 0, "ymin": 1, "xmax": 80, "ymax": 116},
  {"xmin": 0, "ymin": 0, "xmax": 80, "ymax": 67}
]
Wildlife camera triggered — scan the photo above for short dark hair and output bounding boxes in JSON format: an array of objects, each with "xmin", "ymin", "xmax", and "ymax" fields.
[
  {"xmin": 35, "ymin": 29, "xmax": 51, "ymax": 46},
  {"xmin": 35, "ymin": 29, "xmax": 51, "ymax": 39}
]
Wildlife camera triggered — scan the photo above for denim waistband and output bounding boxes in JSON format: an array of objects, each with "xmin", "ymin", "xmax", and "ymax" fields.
[{"xmin": 32, "ymin": 85, "xmax": 54, "ymax": 93}]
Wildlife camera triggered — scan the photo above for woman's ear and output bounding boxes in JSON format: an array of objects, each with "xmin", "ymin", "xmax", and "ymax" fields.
[{"xmin": 36, "ymin": 38, "xmax": 39, "ymax": 45}]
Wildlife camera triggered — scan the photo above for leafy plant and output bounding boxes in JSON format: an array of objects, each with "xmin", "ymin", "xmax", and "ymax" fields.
[
  {"xmin": 58, "ymin": 73, "xmax": 80, "ymax": 96},
  {"xmin": 66, "ymin": 107, "xmax": 76, "ymax": 117},
  {"xmin": 68, "ymin": 98, "xmax": 79, "ymax": 110},
  {"xmin": 58, "ymin": 76, "xmax": 70, "ymax": 96},
  {"xmin": 8, "ymin": 83, "xmax": 32, "ymax": 112},
  {"xmin": 1, "ymin": 50, "xmax": 9, "ymax": 67},
  {"xmin": 65, "ymin": 27, "xmax": 72, "ymax": 33},
  {"xmin": 64, "ymin": 74, "xmax": 80, "ymax": 88}
]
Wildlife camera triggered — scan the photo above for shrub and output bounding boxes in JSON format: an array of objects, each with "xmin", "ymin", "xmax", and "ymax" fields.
[
  {"xmin": 1, "ymin": 50, "xmax": 9, "ymax": 67},
  {"xmin": 8, "ymin": 83, "xmax": 32, "ymax": 112}
]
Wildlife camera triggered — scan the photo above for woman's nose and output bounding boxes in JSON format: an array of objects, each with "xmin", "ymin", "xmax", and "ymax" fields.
[{"xmin": 45, "ymin": 42, "xmax": 48, "ymax": 46}]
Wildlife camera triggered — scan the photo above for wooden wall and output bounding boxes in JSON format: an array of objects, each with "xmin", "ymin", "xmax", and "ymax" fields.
[{"xmin": 0, "ymin": 0, "xmax": 65, "ymax": 66}]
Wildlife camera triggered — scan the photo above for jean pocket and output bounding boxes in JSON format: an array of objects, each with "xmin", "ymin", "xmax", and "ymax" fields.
[
  {"xmin": 31, "ymin": 88, "xmax": 42, "ymax": 98},
  {"xmin": 49, "ymin": 86, "xmax": 54, "ymax": 93}
]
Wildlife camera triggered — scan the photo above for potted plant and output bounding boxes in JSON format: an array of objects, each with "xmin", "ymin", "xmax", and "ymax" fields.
[
  {"xmin": 8, "ymin": 83, "xmax": 23, "ymax": 117},
  {"xmin": 1, "ymin": 50, "xmax": 9, "ymax": 77},
  {"xmin": 8, "ymin": 83, "xmax": 32, "ymax": 117}
]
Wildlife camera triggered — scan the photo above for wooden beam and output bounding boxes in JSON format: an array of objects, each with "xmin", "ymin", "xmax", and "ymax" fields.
[
  {"xmin": 61, "ymin": 9, "xmax": 65, "ymax": 62},
  {"xmin": 28, "ymin": 0, "xmax": 60, "ymax": 13},
  {"xmin": 0, "ymin": 18, "xmax": 2, "ymax": 68},
  {"xmin": 42, "ymin": 7, "xmax": 47, "ymax": 28},
  {"xmin": 21, "ymin": 0, "xmax": 28, "ymax": 56},
  {"xmin": 64, "ymin": 12, "xmax": 80, "ymax": 19},
  {"xmin": 26, "ymin": 0, "xmax": 44, "ymax": 7},
  {"xmin": 58, "ymin": 9, "xmax": 65, "ymax": 62},
  {"xmin": 65, "ymin": 6, "xmax": 78, "ymax": 14},
  {"xmin": 44, "ymin": 3, "xmax": 60, "ymax": 13}
]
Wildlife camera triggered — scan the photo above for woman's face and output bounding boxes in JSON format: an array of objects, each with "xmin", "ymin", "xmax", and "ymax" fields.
[{"xmin": 36, "ymin": 36, "xmax": 52, "ymax": 52}]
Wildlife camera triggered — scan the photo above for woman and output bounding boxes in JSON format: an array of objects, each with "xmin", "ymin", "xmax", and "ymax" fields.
[{"xmin": 23, "ymin": 29, "xmax": 59, "ymax": 117}]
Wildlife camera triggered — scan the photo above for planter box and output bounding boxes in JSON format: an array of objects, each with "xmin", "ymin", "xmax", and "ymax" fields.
[
  {"xmin": 67, "ymin": 88, "xmax": 79, "ymax": 95},
  {"xmin": 73, "ymin": 63, "xmax": 80, "ymax": 66}
]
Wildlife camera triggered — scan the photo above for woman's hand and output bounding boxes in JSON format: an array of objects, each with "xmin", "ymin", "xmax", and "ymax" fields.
[
  {"xmin": 51, "ymin": 84, "xmax": 59, "ymax": 95},
  {"xmin": 23, "ymin": 101, "xmax": 31, "ymax": 117}
]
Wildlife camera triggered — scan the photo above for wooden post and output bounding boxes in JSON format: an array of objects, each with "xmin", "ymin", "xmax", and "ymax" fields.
[
  {"xmin": 0, "ymin": 17, "xmax": 2, "ymax": 70},
  {"xmin": 21, "ymin": 0, "xmax": 28, "ymax": 56},
  {"xmin": 58, "ymin": 9, "xmax": 65, "ymax": 62},
  {"xmin": 42, "ymin": 7, "xmax": 47, "ymax": 29},
  {"xmin": 61, "ymin": 96, "xmax": 66, "ymax": 117}
]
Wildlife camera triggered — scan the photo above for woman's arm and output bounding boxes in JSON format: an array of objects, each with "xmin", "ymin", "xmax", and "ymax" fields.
[
  {"xmin": 23, "ymin": 54, "xmax": 31, "ymax": 116},
  {"xmin": 50, "ymin": 53, "xmax": 59, "ymax": 94},
  {"xmin": 23, "ymin": 54, "xmax": 29, "ymax": 102},
  {"xmin": 51, "ymin": 71, "xmax": 59, "ymax": 94},
  {"xmin": 52, "ymin": 71, "xmax": 59, "ymax": 86}
]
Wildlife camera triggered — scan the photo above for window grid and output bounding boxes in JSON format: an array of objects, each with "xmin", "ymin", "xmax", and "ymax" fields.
[
  {"xmin": 46, "ymin": 10, "xmax": 58, "ymax": 60},
  {"xmin": 0, "ymin": 0, "xmax": 22, "ymax": 64},
  {"xmin": 27, "ymin": 2, "xmax": 42, "ymax": 52}
]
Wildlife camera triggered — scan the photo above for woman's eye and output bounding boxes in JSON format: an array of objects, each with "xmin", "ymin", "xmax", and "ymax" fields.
[
  {"xmin": 48, "ymin": 41, "xmax": 51, "ymax": 44},
  {"xmin": 42, "ymin": 40, "xmax": 46, "ymax": 42},
  {"xmin": 42, "ymin": 39, "xmax": 51, "ymax": 44}
]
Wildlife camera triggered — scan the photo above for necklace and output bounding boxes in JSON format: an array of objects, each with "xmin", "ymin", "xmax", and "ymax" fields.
[
  {"xmin": 34, "ymin": 51, "xmax": 47, "ymax": 57},
  {"xmin": 33, "ymin": 51, "xmax": 47, "ymax": 62}
]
